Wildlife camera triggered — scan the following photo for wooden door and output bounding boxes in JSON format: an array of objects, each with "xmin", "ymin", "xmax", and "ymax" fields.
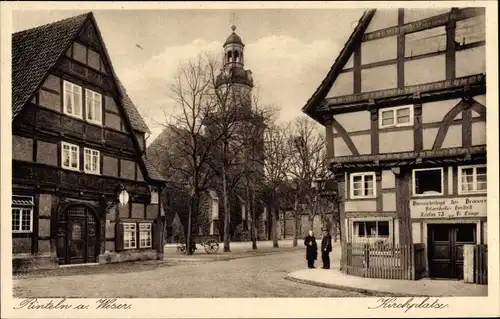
[
  {"xmin": 428, "ymin": 224, "xmax": 476, "ymax": 279},
  {"xmin": 57, "ymin": 205, "xmax": 99, "ymax": 265}
]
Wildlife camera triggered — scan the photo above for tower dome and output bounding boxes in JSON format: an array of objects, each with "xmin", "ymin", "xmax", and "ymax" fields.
[{"xmin": 224, "ymin": 25, "xmax": 245, "ymax": 47}]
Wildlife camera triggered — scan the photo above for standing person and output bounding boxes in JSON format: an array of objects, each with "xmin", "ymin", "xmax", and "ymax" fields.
[
  {"xmin": 321, "ymin": 228, "xmax": 333, "ymax": 269},
  {"xmin": 304, "ymin": 230, "xmax": 318, "ymax": 269}
]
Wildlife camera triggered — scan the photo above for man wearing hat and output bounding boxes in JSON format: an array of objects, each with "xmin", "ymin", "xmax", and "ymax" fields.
[{"xmin": 321, "ymin": 227, "xmax": 333, "ymax": 269}]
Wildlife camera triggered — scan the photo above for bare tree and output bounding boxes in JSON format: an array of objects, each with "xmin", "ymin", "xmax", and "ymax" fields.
[
  {"xmin": 261, "ymin": 121, "xmax": 293, "ymax": 248},
  {"xmin": 288, "ymin": 117, "xmax": 327, "ymax": 241},
  {"xmin": 149, "ymin": 54, "xmax": 226, "ymax": 255},
  {"xmin": 237, "ymin": 92, "xmax": 278, "ymax": 249}
]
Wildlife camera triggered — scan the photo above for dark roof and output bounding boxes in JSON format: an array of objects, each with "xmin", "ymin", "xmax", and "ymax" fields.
[
  {"xmin": 142, "ymin": 156, "xmax": 166, "ymax": 182},
  {"xmin": 301, "ymin": 9, "xmax": 376, "ymax": 123},
  {"xmin": 224, "ymin": 32, "xmax": 244, "ymax": 47},
  {"xmin": 12, "ymin": 12, "xmax": 151, "ymax": 134}
]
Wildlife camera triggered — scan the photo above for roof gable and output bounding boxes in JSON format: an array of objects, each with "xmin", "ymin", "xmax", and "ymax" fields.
[
  {"xmin": 12, "ymin": 12, "xmax": 164, "ymax": 183},
  {"xmin": 12, "ymin": 12, "xmax": 151, "ymax": 134},
  {"xmin": 301, "ymin": 9, "xmax": 376, "ymax": 122}
]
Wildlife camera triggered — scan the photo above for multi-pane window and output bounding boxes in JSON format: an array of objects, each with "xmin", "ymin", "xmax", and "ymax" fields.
[
  {"xmin": 63, "ymin": 81, "xmax": 82, "ymax": 118},
  {"xmin": 139, "ymin": 223, "xmax": 152, "ymax": 248},
  {"xmin": 61, "ymin": 142, "xmax": 79, "ymax": 170},
  {"xmin": 84, "ymin": 148, "xmax": 100, "ymax": 174},
  {"xmin": 350, "ymin": 172, "xmax": 376, "ymax": 199},
  {"xmin": 353, "ymin": 221, "xmax": 390, "ymax": 238},
  {"xmin": 379, "ymin": 105, "xmax": 413, "ymax": 128},
  {"xmin": 458, "ymin": 165, "xmax": 487, "ymax": 194},
  {"xmin": 413, "ymin": 168, "xmax": 443, "ymax": 196},
  {"xmin": 85, "ymin": 89, "xmax": 102, "ymax": 124},
  {"xmin": 124, "ymin": 223, "xmax": 137, "ymax": 249},
  {"xmin": 12, "ymin": 195, "xmax": 34, "ymax": 233}
]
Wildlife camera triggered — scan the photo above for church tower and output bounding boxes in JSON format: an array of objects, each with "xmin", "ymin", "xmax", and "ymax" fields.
[{"xmin": 215, "ymin": 24, "xmax": 254, "ymax": 109}]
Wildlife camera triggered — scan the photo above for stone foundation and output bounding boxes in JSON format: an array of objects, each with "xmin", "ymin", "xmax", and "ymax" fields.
[
  {"xmin": 98, "ymin": 250, "xmax": 157, "ymax": 264},
  {"xmin": 12, "ymin": 253, "xmax": 59, "ymax": 273}
]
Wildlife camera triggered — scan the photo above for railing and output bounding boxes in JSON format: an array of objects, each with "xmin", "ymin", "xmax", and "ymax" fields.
[
  {"xmin": 341, "ymin": 243, "xmax": 425, "ymax": 280},
  {"xmin": 474, "ymin": 244, "xmax": 488, "ymax": 285}
]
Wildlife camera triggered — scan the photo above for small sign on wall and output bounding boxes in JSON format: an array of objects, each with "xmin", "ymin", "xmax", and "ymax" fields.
[{"xmin": 410, "ymin": 196, "xmax": 487, "ymax": 219}]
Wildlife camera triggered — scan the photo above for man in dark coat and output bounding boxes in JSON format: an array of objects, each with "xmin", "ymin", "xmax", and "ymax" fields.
[
  {"xmin": 321, "ymin": 228, "xmax": 333, "ymax": 269},
  {"xmin": 304, "ymin": 230, "xmax": 318, "ymax": 269}
]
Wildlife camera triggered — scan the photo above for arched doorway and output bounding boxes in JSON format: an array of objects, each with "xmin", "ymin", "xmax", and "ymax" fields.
[{"xmin": 56, "ymin": 205, "xmax": 99, "ymax": 265}]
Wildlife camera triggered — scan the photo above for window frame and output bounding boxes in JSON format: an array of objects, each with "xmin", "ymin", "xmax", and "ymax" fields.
[
  {"xmin": 61, "ymin": 141, "xmax": 80, "ymax": 171},
  {"xmin": 63, "ymin": 80, "xmax": 83, "ymax": 119},
  {"xmin": 83, "ymin": 148, "xmax": 100, "ymax": 175},
  {"xmin": 123, "ymin": 223, "xmax": 137, "ymax": 250},
  {"xmin": 412, "ymin": 167, "xmax": 444, "ymax": 197},
  {"xmin": 379, "ymin": 105, "xmax": 414, "ymax": 129},
  {"xmin": 458, "ymin": 164, "xmax": 487, "ymax": 195},
  {"xmin": 350, "ymin": 172, "xmax": 377, "ymax": 199},
  {"xmin": 11, "ymin": 196, "xmax": 34, "ymax": 233},
  {"xmin": 85, "ymin": 88, "xmax": 103, "ymax": 125},
  {"xmin": 139, "ymin": 223, "xmax": 153, "ymax": 249},
  {"xmin": 350, "ymin": 218, "xmax": 393, "ymax": 244}
]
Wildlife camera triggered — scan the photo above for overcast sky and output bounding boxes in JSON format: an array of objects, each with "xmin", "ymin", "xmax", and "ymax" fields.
[{"xmin": 12, "ymin": 9, "xmax": 364, "ymax": 144}]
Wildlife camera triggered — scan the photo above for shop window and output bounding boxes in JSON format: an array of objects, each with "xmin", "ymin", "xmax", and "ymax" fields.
[
  {"xmin": 124, "ymin": 223, "xmax": 137, "ymax": 249},
  {"xmin": 353, "ymin": 220, "xmax": 390, "ymax": 239},
  {"xmin": 11, "ymin": 195, "xmax": 34, "ymax": 233},
  {"xmin": 413, "ymin": 168, "xmax": 444, "ymax": 196},
  {"xmin": 139, "ymin": 223, "xmax": 152, "ymax": 248},
  {"xmin": 61, "ymin": 142, "xmax": 80, "ymax": 171},
  {"xmin": 458, "ymin": 165, "xmax": 487, "ymax": 194},
  {"xmin": 350, "ymin": 172, "xmax": 376, "ymax": 199},
  {"xmin": 379, "ymin": 105, "xmax": 414, "ymax": 128}
]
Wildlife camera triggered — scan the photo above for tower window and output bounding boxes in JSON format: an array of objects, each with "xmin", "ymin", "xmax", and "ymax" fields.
[
  {"xmin": 235, "ymin": 51, "xmax": 239, "ymax": 62},
  {"xmin": 227, "ymin": 51, "xmax": 232, "ymax": 63}
]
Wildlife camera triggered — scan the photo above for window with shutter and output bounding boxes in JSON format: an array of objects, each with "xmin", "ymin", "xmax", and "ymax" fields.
[{"xmin": 115, "ymin": 222, "xmax": 125, "ymax": 251}]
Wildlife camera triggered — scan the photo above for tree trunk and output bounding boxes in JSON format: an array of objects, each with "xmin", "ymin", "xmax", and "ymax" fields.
[
  {"xmin": 271, "ymin": 208, "xmax": 279, "ymax": 248},
  {"xmin": 186, "ymin": 194, "xmax": 195, "ymax": 255},
  {"xmin": 308, "ymin": 215, "xmax": 314, "ymax": 234},
  {"xmin": 222, "ymin": 164, "xmax": 231, "ymax": 252},
  {"xmin": 251, "ymin": 187, "xmax": 257, "ymax": 250},
  {"xmin": 292, "ymin": 196, "xmax": 299, "ymax": 247}
]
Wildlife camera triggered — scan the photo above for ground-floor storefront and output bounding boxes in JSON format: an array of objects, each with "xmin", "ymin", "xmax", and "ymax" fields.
[{"xmin": 337, "ymin": 161, "xmax": 487, "ymax": 281}]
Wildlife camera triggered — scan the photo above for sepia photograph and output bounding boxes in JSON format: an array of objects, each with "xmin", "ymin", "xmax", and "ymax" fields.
[{"xmin": 1, "ymin": 1, "xmax": 498, "ymax": 318}]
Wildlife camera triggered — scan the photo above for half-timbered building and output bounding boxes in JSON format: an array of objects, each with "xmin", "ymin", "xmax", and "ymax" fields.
[
  {"xmin": 303, "ymin": 8, "xmax": 486, "ymax": 280},
  {"xmin": 12, "ymin": 12, "xmax": 166, "ymax": 271}
]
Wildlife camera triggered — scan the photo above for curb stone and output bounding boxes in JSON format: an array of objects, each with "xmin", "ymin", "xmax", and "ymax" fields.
[{"xmin": 284, "ymin": 275, "xmax": 420, "ymax": 297}]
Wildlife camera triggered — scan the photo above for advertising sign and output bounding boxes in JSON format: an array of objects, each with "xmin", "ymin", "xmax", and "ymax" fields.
[{"xmin": 410, "ymin": 196, "xmax": 487, "ymax": 219}]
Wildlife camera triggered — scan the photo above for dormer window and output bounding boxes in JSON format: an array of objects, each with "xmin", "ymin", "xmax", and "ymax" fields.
[{"xmin": 150, "ymin": 186, "xmax": 159, "ymax": 204}]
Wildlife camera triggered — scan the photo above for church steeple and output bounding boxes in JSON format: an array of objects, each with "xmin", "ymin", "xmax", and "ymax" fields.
[
  {"xmin": 216, "ymin": 24, "xmax": 253, "ymax": 89},
  {"xmin": 223, "ymin": 25, "xmax": 245, "ymax": 67}
]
